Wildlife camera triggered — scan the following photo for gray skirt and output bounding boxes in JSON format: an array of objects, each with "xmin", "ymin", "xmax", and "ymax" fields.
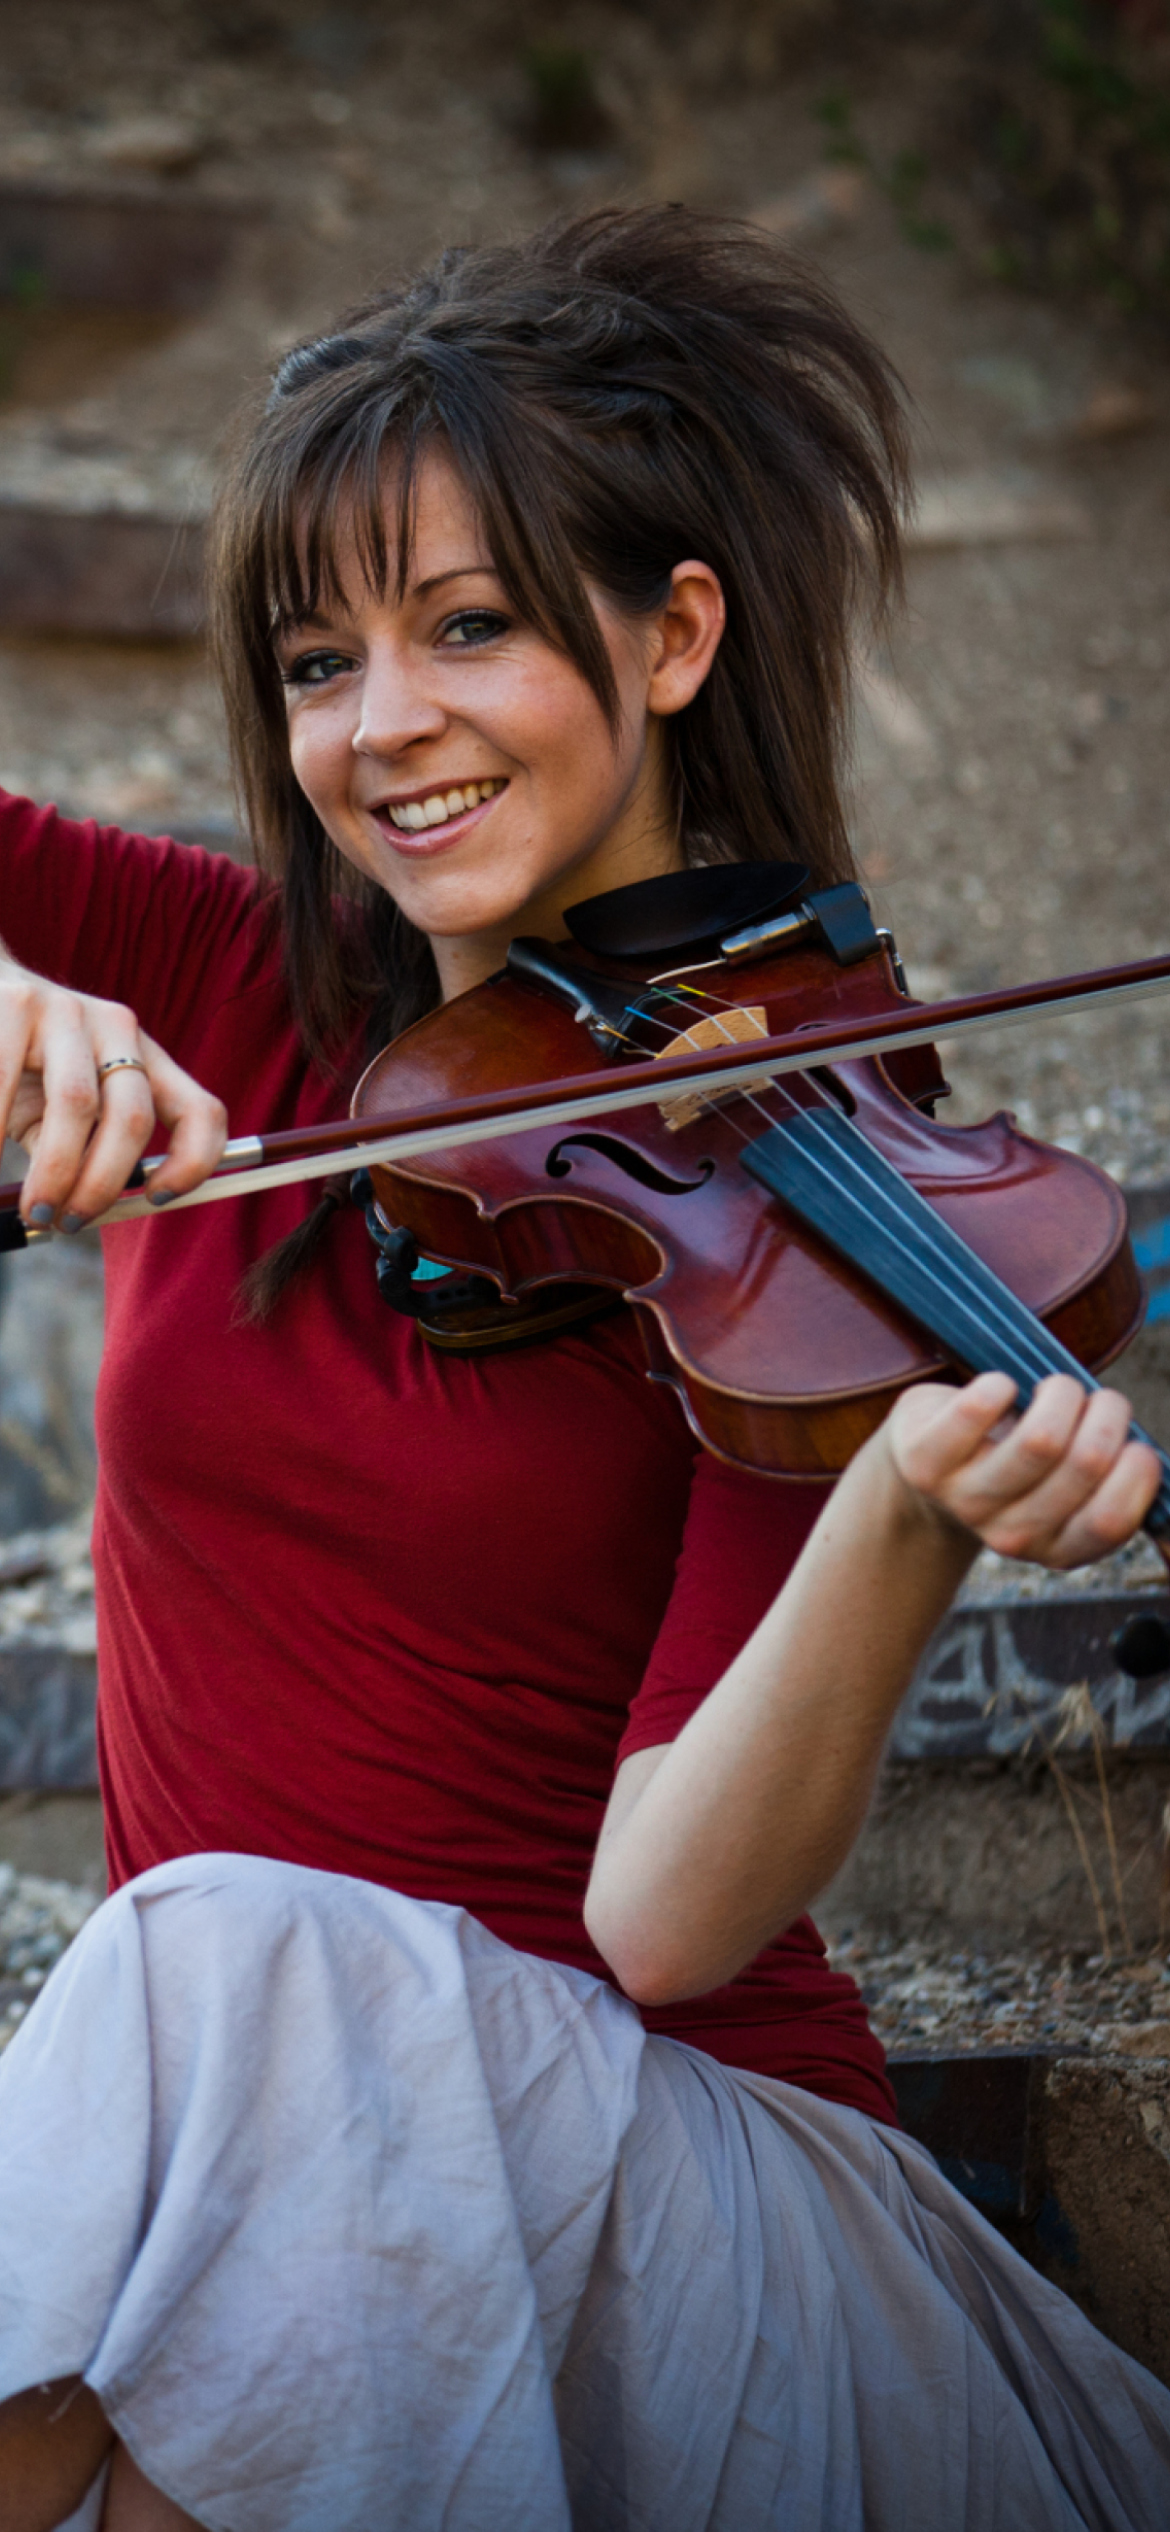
[{"xmin": 0, "ymin": 1853, "xmax": 1166, "ymax": 2532}]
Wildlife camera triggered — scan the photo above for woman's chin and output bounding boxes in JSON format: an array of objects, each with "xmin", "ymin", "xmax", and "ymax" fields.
[
  {"xmin": 382, "ymin": 869, "xmax": 555, "ymax": 948},
  {"xmin": 372, "ymin": 842, "xmax": 581, "ymax": 948}
]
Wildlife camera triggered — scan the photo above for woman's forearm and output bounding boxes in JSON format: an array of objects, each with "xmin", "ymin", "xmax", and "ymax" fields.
[{"xmin": 584, "ymin": 1429, "xmax": 975, "ymax": 2005}]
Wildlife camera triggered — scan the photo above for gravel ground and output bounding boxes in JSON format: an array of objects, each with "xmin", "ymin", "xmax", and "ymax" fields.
[
  {"xmin": 831, "ymin": 1927, "xmax": 1170, "ymax": 2060},
  {"xmin": 0, "ymin": 1864, "xmax": 95, "ymax": 2053},
  {"xmin": 0, "ymin": 1513, "xmax": 95, "ymax": 1650}
]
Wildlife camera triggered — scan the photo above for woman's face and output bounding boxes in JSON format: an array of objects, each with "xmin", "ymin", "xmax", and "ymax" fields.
[{"xmin": 275, "ymin": 451, "xmax": 725, "ymax": 999}]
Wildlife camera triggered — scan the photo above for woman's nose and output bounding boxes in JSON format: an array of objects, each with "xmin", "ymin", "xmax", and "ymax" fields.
[{"xmin": 352, "ymin": 646, "xmax": 447, "ymax": 759}]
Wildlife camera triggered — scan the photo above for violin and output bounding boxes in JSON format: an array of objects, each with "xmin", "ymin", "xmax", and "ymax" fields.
[
  {"xmin": 5, "ymin": 857, "xmax": 1170, "ymax": 1675},
  {"xmin": 349, "ymin": 864, "xmax": 1152, "ymax": 1477}
]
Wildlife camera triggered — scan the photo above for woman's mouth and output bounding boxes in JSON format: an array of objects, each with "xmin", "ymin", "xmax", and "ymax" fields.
[{"xmin": 370, "ymin": 776, "xmax": 508, "ymax": 852}]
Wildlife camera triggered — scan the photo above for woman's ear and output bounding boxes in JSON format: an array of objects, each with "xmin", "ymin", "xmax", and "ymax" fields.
[{"xmin": 646, "ymin": 562, "xmax": 726, "ymax": 718}]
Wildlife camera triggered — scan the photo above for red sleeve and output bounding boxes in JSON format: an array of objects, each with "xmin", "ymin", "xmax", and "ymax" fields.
[
  {"xmin": 0, "ymin": 789, "xmax": 267, "ymax": 1073},
  {"xmin": 617, "ymin": 1453, "xmax": 830, "ymax": 1762}
]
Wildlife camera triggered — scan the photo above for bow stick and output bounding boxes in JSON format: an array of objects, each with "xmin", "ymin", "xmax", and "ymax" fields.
[{"xmin": 5, "ymin": 945, "xmax": 1170, "ymax": 1243}]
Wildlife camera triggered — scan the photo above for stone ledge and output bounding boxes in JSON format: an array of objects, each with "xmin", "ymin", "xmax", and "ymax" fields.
[
  {"xmin": 0, "ymin": 1641, "xmax": 96, "ymax": 1789},
  {"xmin": 822, "ymin": 1753, "xmax": 1170, "ymax": 1951},
  {"xmin": 893, "ymin": 1589, "xmax": 1170, "ymax": 1760},
  {"xmin": 891, "ymin": 2049, "xmax": 1170, "ymax": 2384},
  {"xmin": 0, "ymin": 502, "xmax": 204, "ymax": 637},
  {"xmin": 894, "ymin": 1527, "xmax": 1170, "ymax": 1762},
  {"xmin": 0, "ymin": 180, "xmax": 250, "ymax": 311}
]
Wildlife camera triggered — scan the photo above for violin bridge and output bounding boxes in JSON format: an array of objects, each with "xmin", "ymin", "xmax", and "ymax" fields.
[{"xmin": 654, "ymin": 1005, "xmax": 771, "ymax": 1130}]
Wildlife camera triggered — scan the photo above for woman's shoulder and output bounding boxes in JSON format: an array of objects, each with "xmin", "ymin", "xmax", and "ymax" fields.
[
  {"xmin": 0, "ymin": 790, "xmax": 282, "ymax": 1056},
  {"xmin": 0, "ymin": 788, "xmax": 265, "ymax": 941}
]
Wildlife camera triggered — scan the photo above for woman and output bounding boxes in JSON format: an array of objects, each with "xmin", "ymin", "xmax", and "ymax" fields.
[{"xmin": 0, "ymin": 206, "xmax": 1166, "ymax": 2531}]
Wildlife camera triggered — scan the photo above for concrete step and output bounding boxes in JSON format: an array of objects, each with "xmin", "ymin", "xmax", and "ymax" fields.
[
  {"xmin": 0, "ymin": 438, "xmax": 208, "ymax": 638},
  {"xmin": 0, "ymin": 171, "xmax": 256, "ymax": 636},
  {"xmin": 0, "ymin": 179, "xmax": 249, "ymax": 313}
]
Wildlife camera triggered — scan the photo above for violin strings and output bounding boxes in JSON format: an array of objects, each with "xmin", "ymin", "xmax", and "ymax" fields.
[
  {"xmin": 609, "ymin": 978, "xmax": 1093, "ymax": 1395},
  {"xmin": 612, "ymin": 980, "xmax": 815, "ymax": 1144}
]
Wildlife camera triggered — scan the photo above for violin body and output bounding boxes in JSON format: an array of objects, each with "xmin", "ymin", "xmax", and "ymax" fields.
[{"xmin": 352, "ymin": 930, "xmax": 1144, "ymax": 1478}]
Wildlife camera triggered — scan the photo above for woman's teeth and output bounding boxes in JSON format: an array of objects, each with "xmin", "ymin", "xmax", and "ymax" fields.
[{"xmin": 386, "ymin": 778, "xmax": 505, "ymax": 833}]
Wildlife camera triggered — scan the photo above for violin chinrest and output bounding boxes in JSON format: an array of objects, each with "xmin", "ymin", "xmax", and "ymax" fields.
[{"xmin": 564, "ymin": 860, "xmax": 808, "ymax": 960}]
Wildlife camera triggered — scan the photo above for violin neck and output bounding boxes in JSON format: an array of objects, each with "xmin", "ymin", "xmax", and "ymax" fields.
[{"xmin": 740, "ymin": 1108, "xmax": 1170, "ymax": 1545}]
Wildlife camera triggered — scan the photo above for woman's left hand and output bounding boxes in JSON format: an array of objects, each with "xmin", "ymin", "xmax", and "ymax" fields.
[{"xmin": 885, "ymin": 1371, "xmax": 1162, "ymax": 1571}]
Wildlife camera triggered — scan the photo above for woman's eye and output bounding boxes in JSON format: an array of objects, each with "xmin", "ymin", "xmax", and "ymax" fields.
[
  {"xmin": 280, "ymin": 649, "xmax": 355, "ymax": 688},
  {"xmin": 439, "ymin": 609, "xmax": 511, "ymax": 648}
]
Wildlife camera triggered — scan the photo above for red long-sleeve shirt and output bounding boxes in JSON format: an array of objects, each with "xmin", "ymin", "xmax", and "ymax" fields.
[{"xmin": 0, "ymin": 792, "xmax": 895, "ymax": 2121}]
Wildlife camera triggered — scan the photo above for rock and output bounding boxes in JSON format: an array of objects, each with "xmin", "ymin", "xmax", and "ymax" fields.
[
  {"xmin": 0, "ymin": 1638, "xmax": 97, "ymax": 1789},
  {"xmin": 749, "ymin": 165, "xmax": 867, "ymax": 244},
  {"xmin": 888, "ymin": 2046, "xmax": 1170, "ymax": 2383},
  {"xmin": 1038, "ymin": 2055, "xmax": 1170, "ymax": 2381},
  {"xmin": 1073, "ymin": 384, "xmax": 1158, "ymax": 443},
  {"xmin": 957, "ymin": 352, "xmax": 1055, "ymax": 432},
  {"xmin": 821, "ymin": 1756, "xmax": 1170, "ymax": 1954},
  {"xmin": 0, "ymin": 1864, "xmax": 99, "ymax": 2049},
  {"xmin": 0, "ymin": 502, "xmax": 205, "ymax": 638},
  {"xmin": 1095, "ymin": 2020, "xmax": 1170, "ymax": 2057},
  {"xmin": 0, "ymin": 435, "xmax": 210, "ymax": 638},
  {"xmin": 0, "ymin": 134, "xmax": 57, "ymax": 181},
  {"xmin": 907, "ymin": 472, "xmax": 1092, "ymax": 551},
  {"xmin": 0, "ymin": 181, "xmax": 248, "ymax": 312},
  {"xmin": 84, "ymin": 118, "xmax": 204, "ymax": 178}
]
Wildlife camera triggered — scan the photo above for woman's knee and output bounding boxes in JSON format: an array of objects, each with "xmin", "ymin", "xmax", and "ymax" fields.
[{"xmin": 0, "ymin": 2376, "xmax": 112, "ymax": 2532}]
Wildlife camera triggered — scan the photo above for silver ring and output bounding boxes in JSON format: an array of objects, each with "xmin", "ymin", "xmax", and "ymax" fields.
[{"xmin": 97, "ymin": 1057, "xmax": 149, "ymax": 1079}]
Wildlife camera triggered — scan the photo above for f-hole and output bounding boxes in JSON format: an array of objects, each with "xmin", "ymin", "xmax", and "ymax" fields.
[{"xmin": 546, "ymin": 1134, "xmax": 715, "ymax": 1195}]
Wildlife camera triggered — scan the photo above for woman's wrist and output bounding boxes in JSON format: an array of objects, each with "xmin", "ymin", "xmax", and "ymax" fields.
[{"xmin": 846, "ymin": 1414, "xmax": 981, "ymax": 1582}]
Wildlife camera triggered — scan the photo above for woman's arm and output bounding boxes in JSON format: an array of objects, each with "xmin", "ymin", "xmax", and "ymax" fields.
[{"xmin": 585, "ymin": 1372, "xmax": 1161, "ymax": 2006}]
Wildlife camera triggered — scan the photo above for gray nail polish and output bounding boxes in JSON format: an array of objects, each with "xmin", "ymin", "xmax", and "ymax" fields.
[
  {"xmin": 59, "ymin": 1212, "xmax": 88, "ymax": 1236},
  {"xmin": 27, "ymin": 1203, "xmax": 54, "ymax": 1228},
  {"xmin": 147, "ymin": 1187, "xmax": 178, "ymax": 1209}
]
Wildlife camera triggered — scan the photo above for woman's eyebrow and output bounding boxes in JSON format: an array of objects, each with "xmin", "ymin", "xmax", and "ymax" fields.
[
  {"xmin": 273, "ymin": 567, "xmax": 499, "ymax": 638},
  {"xmin": 412, "ymin": 564, "xmax": 499, "ymax": 598}
]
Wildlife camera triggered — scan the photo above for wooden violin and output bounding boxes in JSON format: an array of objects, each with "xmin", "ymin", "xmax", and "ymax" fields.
[{"xmin": 348, "ymin": 864, "xmax": 1161, "ymax": 1485}]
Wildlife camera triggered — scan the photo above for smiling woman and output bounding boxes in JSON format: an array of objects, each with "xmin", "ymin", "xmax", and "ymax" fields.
[
  {"xmin": 212, "ymin": 208, "xmax": 901, "ymax": 1062},
  {"xmin": 0, "ymin": 206, "xmax": 1166, "ymax": 2532}
]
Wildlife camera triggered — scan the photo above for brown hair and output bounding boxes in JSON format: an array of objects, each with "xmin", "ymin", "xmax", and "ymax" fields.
[{"xmin": 210, "ymin": 201, "xmax": 909, "ymax": 1073}]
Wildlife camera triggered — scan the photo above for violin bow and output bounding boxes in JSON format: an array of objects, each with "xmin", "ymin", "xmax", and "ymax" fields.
[{"xmin": 5, "ymin": 944, "xmax": 1170, "ymax": 1245}]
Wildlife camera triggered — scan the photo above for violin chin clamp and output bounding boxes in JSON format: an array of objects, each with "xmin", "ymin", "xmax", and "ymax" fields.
[
  {"xmin": 349, "ymin": 1170, "xmax": 618, "ymax": 1353},
  {"xmin": 350, "ymin": 1170, "xmax": 484, "ymax": 1319},
  {"xmin": 720, "ymin": 881, "xmax": 882, "ymax": 971}
]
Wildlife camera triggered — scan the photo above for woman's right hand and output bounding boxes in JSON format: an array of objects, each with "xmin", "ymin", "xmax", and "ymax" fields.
[{"xmin": 0, "ymin": 950, "xmax": 228, "ymax": 1232}]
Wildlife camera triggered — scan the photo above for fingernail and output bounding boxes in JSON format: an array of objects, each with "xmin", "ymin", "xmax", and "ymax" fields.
[
  {"xmin": 59, "ymin": 1212, "xmax": 88, "ymax": 1236},
  {"xmin": 146, "ymin": 1187, "xmax": 178, "ymax": 1209},
  {"xmin": 27, "ymin": 1203, "xmax": 55, "ymax": 1228}
]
